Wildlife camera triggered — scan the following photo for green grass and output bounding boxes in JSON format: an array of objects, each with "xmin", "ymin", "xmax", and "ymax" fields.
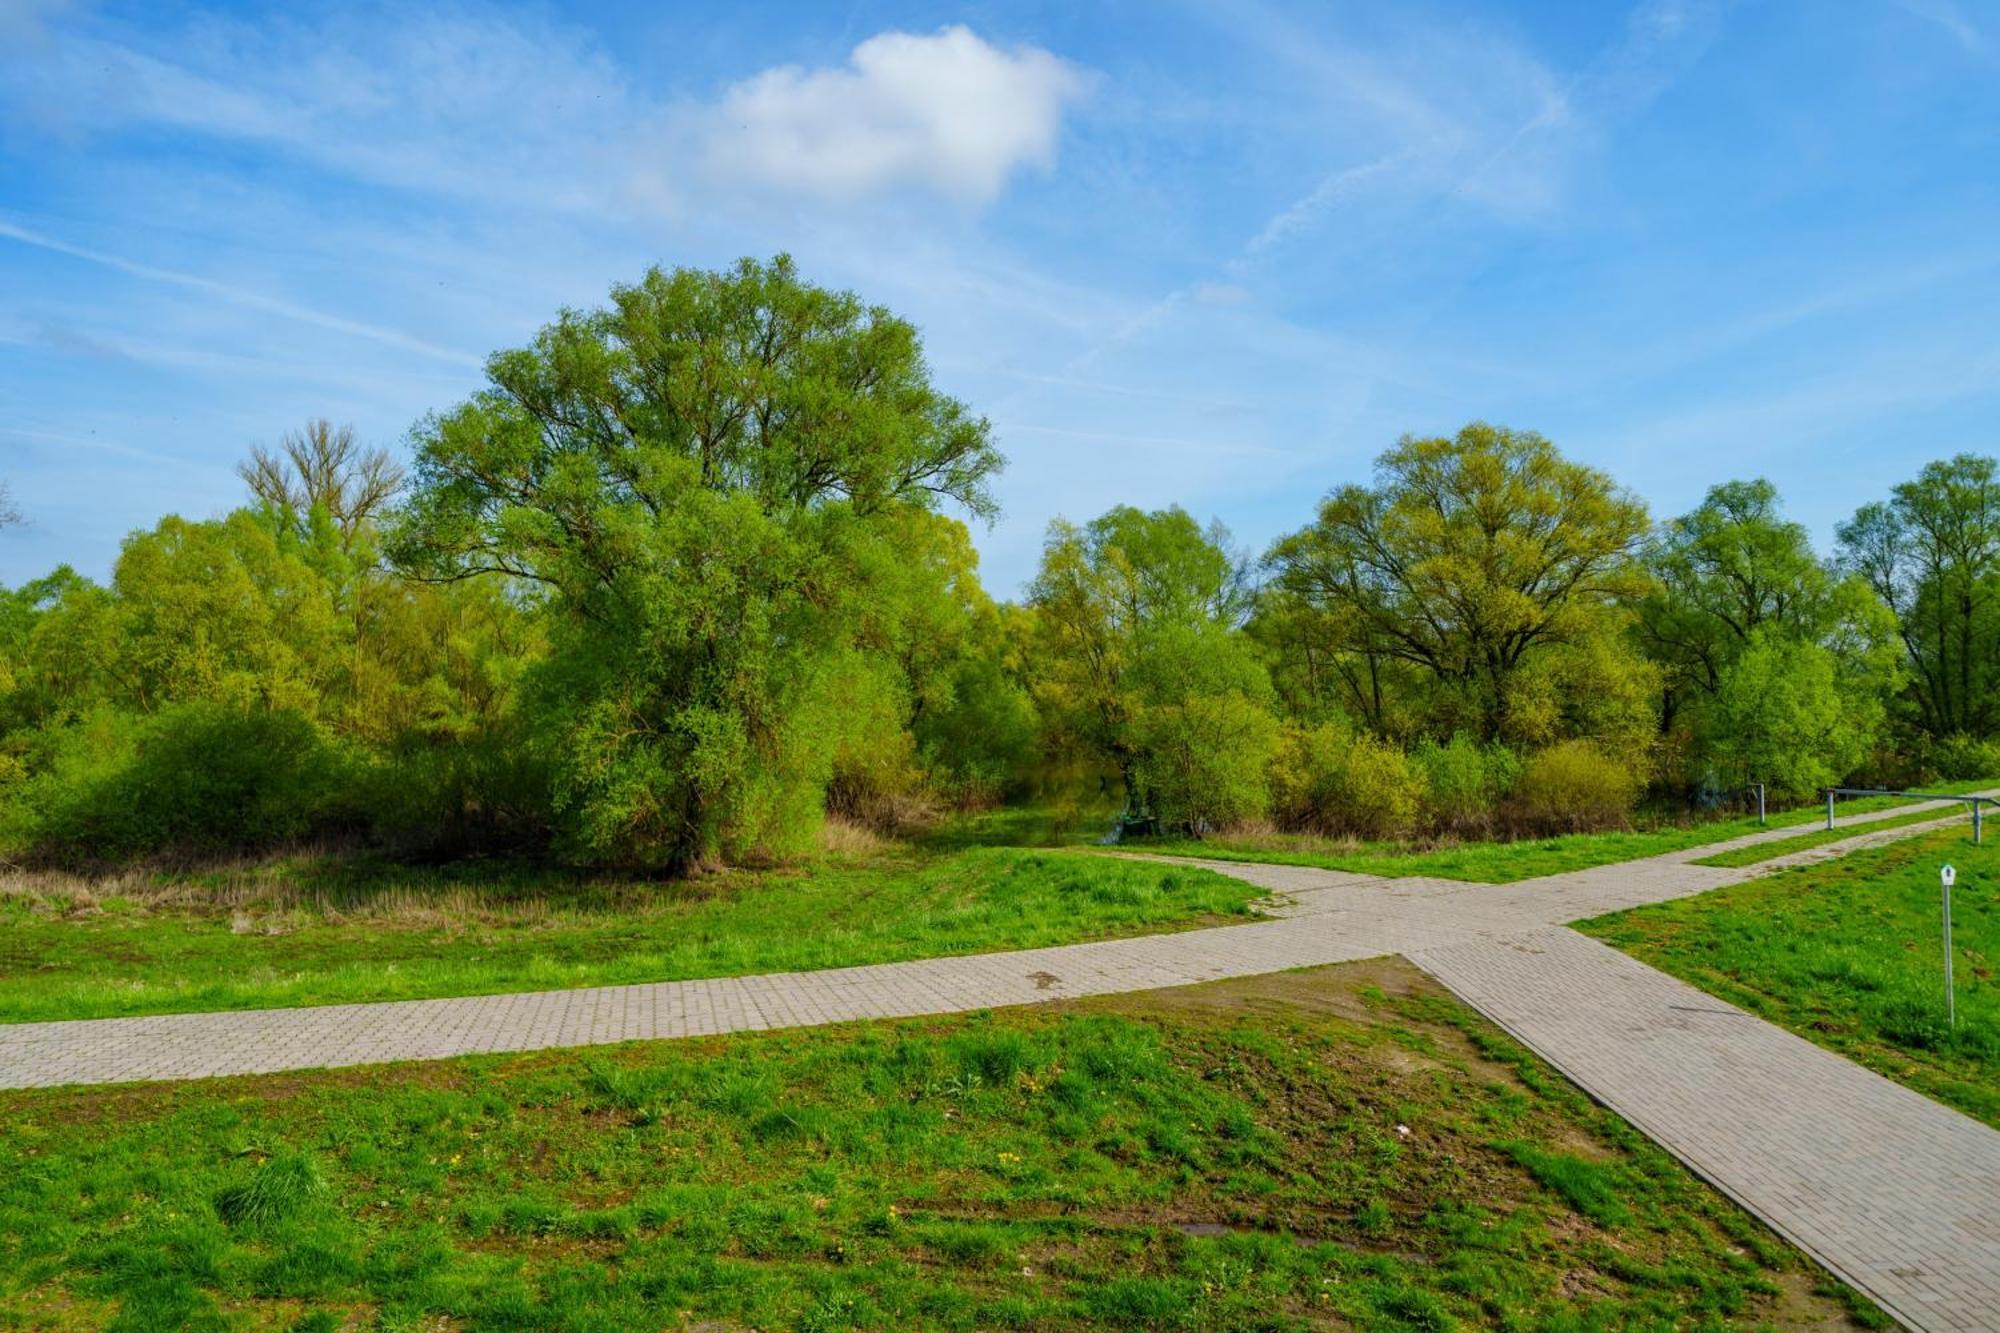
[
  {"xmin": 1136, "ymin": 778, "xmax": 2000, "ymax": 883},
  {"xmin": 1689, "ymin": 806, "xmax": 1972, "ymax": 868},
  {"xmin": 0, "ymin": 961, "xmax": 1875, "ymax": 1330},
  {"xmin": 1585, "ymin": 828, "xmax": 2000, "ymax": 1126},
  {"xmin": 0, "ymin": 847, "xmax": 1260, "ymax": 1026}
]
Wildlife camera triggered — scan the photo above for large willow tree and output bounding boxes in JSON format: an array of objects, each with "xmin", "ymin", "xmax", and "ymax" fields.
[
  {"xmin": 1263, "ymin": 423, "xmax": 1654, "ymax": 748},
  {"xmin": 393, "ymin": 257, "xmax": 1001, "ymax": 867}
]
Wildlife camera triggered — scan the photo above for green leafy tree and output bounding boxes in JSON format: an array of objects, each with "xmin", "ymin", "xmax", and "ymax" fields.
[
  {"xmin": 875, "ymin": 511, "xmax": 1035, "ymax": 803},
  {"xmin": 1264, "ymin": 423, "xmax": 1653, "ymax": 746},
  {"xmin": 392, "ymin": 256, "xmax": 1001, "ymax": 867},
  {"xmin": 108, "ymin": 511, "xmax": 345, "ymax": 717},
  {"xmin": 1705, "ymin": 632, "xmax": 1873, "ymax": 799},
  {"xmin": 1025, "ymin": 505, "xmax": 1272, "ymax": 825},
  {"xmin": 1838, "ymin": 454, "xmax": 2000, "ymax": 740},
  {"xmin": 0, "ymin": 568, "xmax": 114, "ymax": 730},
  {"xmin": 1641, "ymin": 479, "xmax": 1898, "ymax": 791}
]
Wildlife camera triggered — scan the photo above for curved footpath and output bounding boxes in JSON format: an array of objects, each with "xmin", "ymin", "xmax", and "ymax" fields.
[{"xmin": 3, "ymin": 796, "xmax": 1997, "ymax": 1330}]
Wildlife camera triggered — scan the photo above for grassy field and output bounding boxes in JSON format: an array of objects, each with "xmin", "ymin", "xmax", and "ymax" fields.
[
  {"xmin": 1137, "ymin": 780, "xmax": 2000, "ymax": 883},
  {"xmin": 1688, "ymin": 807, "xmax": 1974, "ymax": 868},
  {"xmin": 0, "ymin": 848, "xmax": 1259, "ymax": 1026},
  {"xmin": 1586, "ymin": 828, "xmax": 2000, "ymax": 1127},
  {"xmin": 0, "ymin": 960, "xmax": 1875, "ymax": 1330}
]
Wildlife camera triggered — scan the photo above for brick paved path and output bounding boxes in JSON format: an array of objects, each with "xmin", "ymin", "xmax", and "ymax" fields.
[
  {"xmin": 3, "ymin": 793, "xmax": 1996, "ymax": 1328},
  {"xmin": 1415, "ymin": 928, "xmax": 2000, "ymax": 1331}
]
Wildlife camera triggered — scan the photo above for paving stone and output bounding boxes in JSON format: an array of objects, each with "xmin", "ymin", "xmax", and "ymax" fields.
[
  {"xmin": 2, "ymin": 792, "xmax": 1995, "ymax": 1329},
  {"xmin": 1412, "ymin": 927, "xmax": 2000, "ymax": 1333}
]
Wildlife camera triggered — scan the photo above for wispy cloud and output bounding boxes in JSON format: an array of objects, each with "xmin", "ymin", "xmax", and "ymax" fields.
[
  {"xmin": 1893, "ymin": 0, "xmax": 1985, "ymax": 54},
  {"xmin": 1241, "ymin": 151, "xmax": 1419, "ymax": 258},
  {"xmin": 0, "ymin": 0, "xmax": 67, "ymax": 46},
  {"xmin": 1001, "ymin": 421, "xmax": 1290, "ymax": 458},
  {"xmin": 0, "ymin": 219, "xmax": 482, "ymax": 367},
  {"xmin": 1, "ymin": 10, "xmax": 1088, "ymax": 217},
  {"xmin": 2, "ymin": 9, "xmax": 641, "ymax": 213},
  {"xmin": 0, "ymin": 423, "xmax": 231, "ymax": 476},
  {"xmin": 1220, "ymin": 0, "xmax": 1722, "ymax": 256}
]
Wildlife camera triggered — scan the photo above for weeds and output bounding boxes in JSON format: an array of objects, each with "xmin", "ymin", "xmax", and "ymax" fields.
[{"xmin": 0, "ymin": 963, "xmax": 1864, "ymax": 1329}]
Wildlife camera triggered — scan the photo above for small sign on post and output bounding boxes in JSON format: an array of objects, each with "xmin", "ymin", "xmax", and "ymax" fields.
[{"xmin": 1941, "ymin": 864, "xmax": 1957, "ymax": 1028}]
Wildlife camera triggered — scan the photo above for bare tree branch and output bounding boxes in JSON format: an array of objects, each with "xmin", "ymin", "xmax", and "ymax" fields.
[{"xmin": 238, "ymin": 419, "xmax": 406, "ymax": 543}]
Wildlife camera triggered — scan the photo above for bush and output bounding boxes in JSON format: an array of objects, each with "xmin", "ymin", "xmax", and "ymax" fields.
[
  {"xmin": 1507, "ymin": 740, "xmax": 1641, "ymax": 835},
  {"xmin": 363, "ymin": 725, "xmax": 553, "ymax": 858},
  {"xmin": 1413, "ymin": 734, "xmax": 1519, "ymax": 836},
  {"xmin": 1931, "ymin": 734, "xmax": 2000, "ymax": 783},
  {"xmin": 1268, "ymin": 723, "xmax": 1423, "ymax": 840},
  {"xmin": 822, "ymin": 656, "xmax": 933, "ymax": 835},
  {"xmin": 2, "ymin": 702, "xmax": 364, "ymax": 864},
  {"xmin": 1133, "ymin": 692, "xmax": 1277, "ymax": 831}
]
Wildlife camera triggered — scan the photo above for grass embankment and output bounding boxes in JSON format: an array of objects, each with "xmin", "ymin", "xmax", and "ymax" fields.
[
  {"xmin": 0, "ymin": 848, "xmax": 1259, "ymax": 1026},
  {"xmin": 1138, "ymin": 780, "xmax": 2000, "ymax": 883},
  {"xmin": 1586, "ymin": 828, "xmax": 2000, "ymax": 1127},
  {"xmin": 1689, "ymin": 807, "xmax": 1973, "ymax": 868},
  {"xmin": 0, "ymin": 961, "xmax": 1874, "ymax": 1329}
]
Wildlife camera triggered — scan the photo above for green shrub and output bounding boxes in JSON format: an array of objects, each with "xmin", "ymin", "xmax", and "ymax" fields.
[
  {"xmin": 363, "ymin": 725, "xmax": 552, "ymax": 858},
  {"xmin": 2, "ymin": 702, "xmax": 363, "ymax": 864},
  {"xmin": 1268, "ymin": 722, "xmax": 1341, "ymax": 832},
  {"xmin": 1268, "ymin": 724, "xmax": 1423, "ymax": 840},
  {"xmin": 1413, "ymin": 734, "xmax": 1518, "ymax": 835},
  {"xmin": 1508, "ymin": 740, "xmax": 1641, "ymax": 834},
  {"xmin": 1931, "ymin": 734, "xmax": 2000, "ymax": 783},
  {"xmin": 1133, "ymin": 692, "xmax": 1277, "ymax": 831}
]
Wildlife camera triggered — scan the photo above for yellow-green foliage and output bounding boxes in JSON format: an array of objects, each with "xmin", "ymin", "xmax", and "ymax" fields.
[
  {"xmin": 1133, "ymin": 691, "xmax": 1277, "ymax": 829},
  {"xmin": 1510, "ymin": 740, "xmax": 1642, "ymax": 834},
  {"xmin": 1413, "ymin": 734, "xmax": 1519, "ymax": 836},
  {"xmin": 1269, "ymin": 724, "xmax": 1423, "ymax": 840}
]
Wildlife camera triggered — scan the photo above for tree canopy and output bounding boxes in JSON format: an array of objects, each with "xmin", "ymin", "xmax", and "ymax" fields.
[
  {"xmin": 1838, "ymin": 454, "xmax": 2000, "ymax": 740},
  {"xmin": 1262, "ymin": 423, "xmax": 1652, "ymax": 745},
  {"xmin": 392, "ymin": 255, "xmax": 1002, "ymax": 867},
  {"xmin": 0, "ymin": 256, "xmax": 1994, "ymax": 869}
]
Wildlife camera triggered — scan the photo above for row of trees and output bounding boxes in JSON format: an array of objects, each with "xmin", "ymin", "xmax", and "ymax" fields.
[{"xmin": 2, "ymin": 257, "xmax": 1995, "ymax": 868}]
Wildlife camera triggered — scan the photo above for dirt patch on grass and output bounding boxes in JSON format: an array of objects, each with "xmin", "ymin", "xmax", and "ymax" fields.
[
  {"xmin": 1084, "ymin": 955, "xmax": 1437, "ymax": 1024},
  {"xmin": 1087, "ymin": 958, "xmax": 1535, "ymax": 1089}
]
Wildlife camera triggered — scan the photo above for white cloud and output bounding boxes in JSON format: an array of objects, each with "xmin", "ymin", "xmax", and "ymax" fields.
[
  {"xmin": 1, "ymin": 13, "xmax": 1085, "ymax": 216},
  {"xmin": 703, "ymin": 26, "xmax": 1090, "ymax": 204}
]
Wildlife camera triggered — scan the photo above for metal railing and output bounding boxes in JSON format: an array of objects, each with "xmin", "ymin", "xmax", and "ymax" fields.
[{"xmin": 1822, "ymin": 787, "xmax": 1993, "ymax": 844}]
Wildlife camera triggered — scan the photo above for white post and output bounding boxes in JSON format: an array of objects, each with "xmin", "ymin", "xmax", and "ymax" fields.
[{"xmin": 1942, "ymin": 864, "xmax": 1957, "ymax": 1029}]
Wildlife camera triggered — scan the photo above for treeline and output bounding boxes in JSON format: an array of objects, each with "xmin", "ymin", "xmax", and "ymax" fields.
[{"xmin": 2, "ymin": 257, "xmax": 1996, "ymax": 869}]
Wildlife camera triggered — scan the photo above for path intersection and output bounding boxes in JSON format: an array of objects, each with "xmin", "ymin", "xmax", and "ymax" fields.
[{"xmin": 4, "ymin": 796, "xmax": 1996, "ymax": 1329}]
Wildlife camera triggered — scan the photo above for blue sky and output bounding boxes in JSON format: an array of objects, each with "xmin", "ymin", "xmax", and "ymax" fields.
[{"xmin": 1, "ymin": 0, "xmax": 1995, "ymax": 597}]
